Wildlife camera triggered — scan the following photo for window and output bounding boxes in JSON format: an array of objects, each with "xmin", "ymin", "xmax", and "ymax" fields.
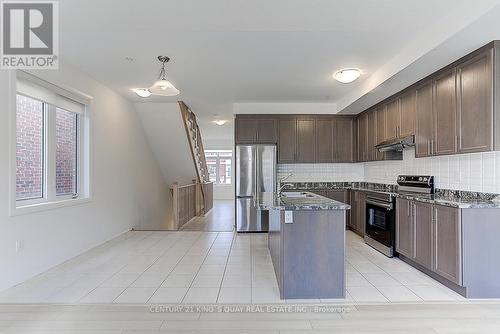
[
  {"xmin": 13, "ymin": 72, "xmax": 88, "ymax": 211},
  {"xmin": 15, "ymin": 95, "xmax": 44, "ymax": 200},
  {"xmin": 205, "ymin": 150, "xmax": 232, "ymax": 185}
]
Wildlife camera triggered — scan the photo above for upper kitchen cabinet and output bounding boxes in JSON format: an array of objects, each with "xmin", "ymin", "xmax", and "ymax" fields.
[
  {"xmin": 385, "ymin": 99, "xmax": 400, "ymax": 141},
  {"xmin": 432, "ymin": 68, "xmax": 458, "ymax": 156},
  {"xmin": 235, "ymin": 117, "xmax": 277, "ymax": 144},
  {"xmin": 335, "ymin": 118, "xmax": 356, "ymax": 163},
  {"xmin": 278, "ymin": 118, "xmax": 297, "ymax": 163},
  {"xmin": 415, "ymin": 81, "xmax": 434, "ymax": 157},
  {"xmin": 399, "ymin": 90, "xmax": 416, "ymax": 138},
  {"xmin": 357, "ymin": 112, "xmax": 368, "ymax": 162},
  {"xmin": 457, "ymin": 49, "xmax": 494, "ymax": 153},
  {"xmin": 316, "ymin": 118, "xmax": 334, "ymax": 163},
  {"xmin": 355, "ymin": 42, "xmax": 500, "ymax": 158},
  {"xmin": 296, "ymin": 118, "xmax": 317, "ymax": 162},
  {"xmin": 257, "ymin": 119, "xmax": 277, "ymax": 143},
  {"xmin": 367, "ymin": 110, "xmax": 377, "ymax": 161},
  {"xmin": 235, "ymin": 118, "xmax": 257, "ymax": 143}
]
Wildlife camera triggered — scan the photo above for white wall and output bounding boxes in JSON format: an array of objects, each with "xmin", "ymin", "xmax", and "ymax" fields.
[
  {"xmin": 278, "ymin": 148, "xmax": 500, "ymax": 194},
  {"xmin": 0, "ymin": 64, "xmax": 169, "ymax": 291}
]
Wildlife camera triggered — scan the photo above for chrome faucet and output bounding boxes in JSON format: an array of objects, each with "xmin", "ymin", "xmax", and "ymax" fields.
[
  {"xmin": 279, "ymin": 183, "xmax": 295, "ymax": 195},
  {"xmin": 278, "ymin": 173, "xmax": 294, "ymax": 195}
]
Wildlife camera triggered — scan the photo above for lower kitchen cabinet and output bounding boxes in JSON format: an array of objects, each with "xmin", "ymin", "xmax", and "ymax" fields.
[
  {"xmin": 395, "ymin": 198, "xmax": 413, "ymax": 258},
  {"xmin": 413, "ymin": 201, "xmax": 433, "ymax": 269},
  {"xmin": 434, "ymin": 205, "xmax": 462, "ymax": 285},
  {"xmin": 327, "ymin": 190, "xmax": 351, "ymax": 227},
  {"xmin": 396, "ymin": 199, "xmax": 463, "ymax": 287},
  {"xmin": 350, "ymin": 191, "xmax": 366, "ymax": 236}
]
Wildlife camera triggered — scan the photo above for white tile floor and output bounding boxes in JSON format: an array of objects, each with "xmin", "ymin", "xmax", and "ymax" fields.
[{"xmin": 0, "ymin": 230, "xmax": 466, "ymax": 304}]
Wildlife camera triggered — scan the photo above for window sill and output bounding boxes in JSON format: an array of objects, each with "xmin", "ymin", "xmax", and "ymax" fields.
[{"xmin": 11, "ymin": 197, "xmax": 92, "ymax": 217}]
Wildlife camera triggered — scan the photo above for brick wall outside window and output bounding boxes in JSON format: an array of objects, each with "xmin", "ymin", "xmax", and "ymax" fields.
[
  {"xmin": 55, "ymin": 108, "xmax": 77, "ymax": 196},
  {"xmin": 16, "ymin": 95, "xmax": 43, "ymax": 200}
]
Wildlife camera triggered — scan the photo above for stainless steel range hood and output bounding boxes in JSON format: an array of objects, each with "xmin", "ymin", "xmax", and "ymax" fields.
[{"xmin": 375, "ymin": 135, "xmax": 415, "ymax": 152}]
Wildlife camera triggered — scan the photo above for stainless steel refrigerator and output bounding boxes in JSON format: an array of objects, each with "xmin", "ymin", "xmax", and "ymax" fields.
[{"xmin": 235, "ymin": 144, "xmax": 276, "ymax": 232}]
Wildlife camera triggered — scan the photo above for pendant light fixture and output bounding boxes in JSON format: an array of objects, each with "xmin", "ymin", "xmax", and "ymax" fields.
[
  {"xmin": 148, "ymin": 56, "xmax": 180, "ymax": 96},
  {"xmin": 134, "ymin": 56, "xmax": 180, "ymax": 97}
]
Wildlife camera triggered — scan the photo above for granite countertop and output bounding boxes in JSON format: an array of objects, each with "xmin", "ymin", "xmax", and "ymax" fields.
[
  {"xmin": 395, "ymin": 193, "xmax": 500, "ymax": 209},
  {"xmin": 280, "ymin": 182, "xmax": 500, "ymax": 209},
  {"xmin": 255, "ymin": 192, "xmax": 351, "ymax": 211}
]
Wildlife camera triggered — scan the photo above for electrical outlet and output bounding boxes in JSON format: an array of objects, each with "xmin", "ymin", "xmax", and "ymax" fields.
[
  {"xmin": 284, "ymin": 211, "xmax": 293, "ymax": 224},
  {"xmin": 16, "ymin": 240, "xmax": 24, "ymax": 253}
]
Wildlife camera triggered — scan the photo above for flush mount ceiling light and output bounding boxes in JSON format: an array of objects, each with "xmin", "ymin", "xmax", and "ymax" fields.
[
  {"xmin": 132, "ymin": 88, "xmax": 152, "ymax": 98},
  {"xmin": 333, "ymin": 68, "xmax": 361, "ymax": 84},
  {"xmin": 149, "ymin": 56, "xmax": 180, "ymax": 96},
  {"xmin": 213, "ymin": 120, "xmax": 228, "ymax": 126}
]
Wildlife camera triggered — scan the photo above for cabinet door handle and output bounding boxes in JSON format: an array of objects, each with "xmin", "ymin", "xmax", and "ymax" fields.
[
  {"xmin": 455, "ymin": 135, "xmax": 458, "ymax": 151},
  {"xmin": 407, "ymin": 201, "xmax": 410, "ymax": 217},
  {"xmin": 430, "ymin": 139, "xmax": 434, "ymax": 155},
  {"xmin": 428, "ymin": 140, "xmax": 431, "ymax": 155}
]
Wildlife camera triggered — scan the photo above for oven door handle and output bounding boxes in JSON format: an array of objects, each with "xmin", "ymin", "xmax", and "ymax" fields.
[{"xmin": 366, "ymin": 198, "xmax": 393, "ymax": 210}]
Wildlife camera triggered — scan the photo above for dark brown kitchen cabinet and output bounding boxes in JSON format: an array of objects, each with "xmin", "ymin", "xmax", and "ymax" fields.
[
  {"xmin": 415, "ymin": 82, "xmax": 434, "ymax": 158},
  {"xmin": 376, "ymin": 106, "xmax": 386, "ymax": 145},
  {"xmin": 357, "ymin": 113, "xmax": 368, "ymax": 162},
  {"xmin": 235, "ymin": 118, "xmax": 257, "ymax": 143},
  {"xmin": 327, "ymin": 189, "xmax": 351, "ymax": 227},
  {"xmin": 351, "ymin": 191, "xmax": 366, "ymax": 236},
  {"xmin": 296, "ymin": 119, "xmax": 316, "ymax": 162},
  {"xmin": 375, "ymin": 106, "xmax": 386, "ymax": 160},
  {"xmin": 399, "ymin": 90, "xmax": 416, "ymax": 137},
  {"xmin": 367, "ymin": 110, "xmax": 377, "ymax": 161},
  {"xmin": 335, "ymin": 118, "xmax": 355, "ymax": 163},
  {"xmin": 433, "ymin": 68, "xmax": 458, "ymax": 156},
  {"xmin": 311, "ymin": 190, "xmax": 327, "ymax": 197},
  {"xmin": 385, "ymin": 99, "xmax": 400, "ymax": 141},
  {"xmin": 278, "ymin": 119, "xmax": 296, "ymax": 163},
  {"xmin": 257, "ymin": 119, "xmax": 277, "ymax": 143},
  {"xmin": 434, "ymin": 205, "xmax": 462, "ymax": 285},
  {"xmin": 396, "ymin": 199, "xmax": 465, "ymax": 288},
  {"xmin": 396, "ymin": 198, "xmax": 414, "ymax": 258},
  {"xmin": 413, "ymin": 201, "xmax": 433, "ymax": 269},
  {"xmin": 457, "ymin": 49, "xmax": 493, "ymax": 154},
  {"xmin": 316, "ymin": 119, "xmax": 334, "ymax": 162}
]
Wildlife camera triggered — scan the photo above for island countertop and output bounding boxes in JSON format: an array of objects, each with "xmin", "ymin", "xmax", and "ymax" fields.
[{"xmin": 255, "ymin": 191, "xmax": 351, "ymax": 211}]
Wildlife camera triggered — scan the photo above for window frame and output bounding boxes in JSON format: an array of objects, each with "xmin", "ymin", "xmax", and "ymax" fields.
[
  {"xmin": 205, "ymin": 149, "xmax": 232, "ymax": 185},
  {"xmin": 9, "ymin": 71, "xmax": 92, "ymax": 216}
]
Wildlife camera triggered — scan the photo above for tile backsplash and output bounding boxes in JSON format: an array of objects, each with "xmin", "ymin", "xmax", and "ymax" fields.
[
  {"xmin": 277, "ymin": 163, "xmax": 365, "ymax": 182},
  {"xmin": 278, "ymin": 148, "xmax": 500, "ymax": 194}
]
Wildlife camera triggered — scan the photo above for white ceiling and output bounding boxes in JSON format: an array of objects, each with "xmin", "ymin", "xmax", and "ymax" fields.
[{"xmin": 59, "ymin": 0, "xmax": 500, "ymax": 140}]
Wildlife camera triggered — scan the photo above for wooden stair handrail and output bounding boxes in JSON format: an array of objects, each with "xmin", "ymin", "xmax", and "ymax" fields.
[{"xmin": 178, "ymin": 101, "xmax": 211, "ymax": 215}]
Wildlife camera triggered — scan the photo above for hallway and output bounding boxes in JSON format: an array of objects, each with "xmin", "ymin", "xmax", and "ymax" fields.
[{"xmin": 181, "ymin": 200, "xmax": 234, "ymax": 232}]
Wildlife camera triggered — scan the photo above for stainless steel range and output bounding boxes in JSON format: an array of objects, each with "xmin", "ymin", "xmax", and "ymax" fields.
[
  {"xmin": 397, "ymin": 175, "xmax": 435, "ymax": 195},
  {"xmin": 364, "ymin": 191, "xmax": 396, "ymax": 257},
  {"xmin": 364, "ymin": 175, "xmax": 435, "ymax": 258}
]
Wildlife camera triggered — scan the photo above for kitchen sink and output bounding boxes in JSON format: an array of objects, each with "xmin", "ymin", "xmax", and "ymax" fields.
[{"xmin": 281, "ymin": 192, "xmax": 315, "ymax": 198}]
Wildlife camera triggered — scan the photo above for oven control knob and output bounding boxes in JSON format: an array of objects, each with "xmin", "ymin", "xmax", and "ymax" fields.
[
  {"xmin": 423, "ymin": 177, "xmax": 428, "ymax": 182},
  {"xmin": 418, "ymin": 177, "xmax": 423, "ymax": 182}
]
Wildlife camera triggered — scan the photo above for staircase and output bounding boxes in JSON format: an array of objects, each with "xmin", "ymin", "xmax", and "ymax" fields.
[
  {"xmin": 178, "ymin": 101, "xmax": 212, "ymax": 215},
  {"xmin": 179, "ymin": 102, "xmax": 209, "ymax": 183}
]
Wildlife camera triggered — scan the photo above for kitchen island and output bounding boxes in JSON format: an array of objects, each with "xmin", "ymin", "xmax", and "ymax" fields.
[{"xmin": 256, "ymin": 191, "xmax": 350, "ymax": 299}]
